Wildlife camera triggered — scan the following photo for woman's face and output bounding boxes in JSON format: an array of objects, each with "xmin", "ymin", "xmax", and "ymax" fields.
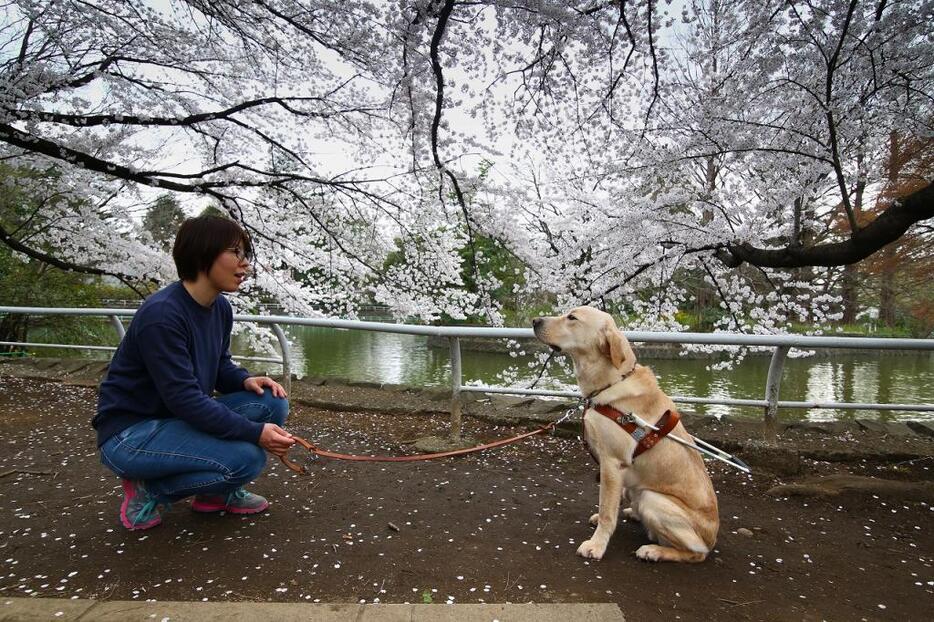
[{"xmin": 207, "ymin": 244, "xmax": 250, "ymax": 293}]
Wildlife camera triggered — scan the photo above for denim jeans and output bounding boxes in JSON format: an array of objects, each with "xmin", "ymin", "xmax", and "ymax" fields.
[{"xmin": 99, "ymin": 389, "xmax": 289, "ymax": 503}]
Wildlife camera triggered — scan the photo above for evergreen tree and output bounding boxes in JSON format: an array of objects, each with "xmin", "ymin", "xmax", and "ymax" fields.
[{"xmin": 143, "ymin": 195, "xmax": 186, "ymax": 251}]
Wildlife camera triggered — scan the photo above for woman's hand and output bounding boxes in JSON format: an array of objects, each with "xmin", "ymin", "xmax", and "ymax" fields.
[
  {"xmin": 244, "ymin": 375, "xmax": 287, "ymax": 398},
  {"xmin": 259, "ymin": 423, "xmax": 295, "ymax": 457}
]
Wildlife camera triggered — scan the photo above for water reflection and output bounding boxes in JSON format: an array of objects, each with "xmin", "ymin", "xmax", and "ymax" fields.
[
  {"xmin": 238, "ymin": 327, "xmax": 934, "ymax": 422},
  {"xmin": 852, "ymin": 362, "xmax": 879, "ymax": 407},
  {"xmin": 806, "ymin": 362, "xmax": 836, "ymax": 418}
]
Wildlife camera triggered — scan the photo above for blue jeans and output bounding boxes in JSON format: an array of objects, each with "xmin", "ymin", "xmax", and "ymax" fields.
[{"xmin": 99, "ymin": 389, "xmax": 289, "ymax": 503}]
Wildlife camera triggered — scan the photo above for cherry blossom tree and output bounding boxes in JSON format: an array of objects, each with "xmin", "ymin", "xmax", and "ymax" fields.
[
  {"xmin": 0, "ymin": 0, "xmax": 487, "ymax": 321},
  {"xmin": 1, "ymin": 0, "xmax": 931, "ymax": 337},
  {"xmin": 469, "ymin": 0, "xmax": 933, "ymax": 335}
]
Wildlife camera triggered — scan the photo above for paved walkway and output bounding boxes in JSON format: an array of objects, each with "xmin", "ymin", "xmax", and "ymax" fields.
[{"xmin": 0, "ymin": 598, "xmax": 625, "ymax": 621}]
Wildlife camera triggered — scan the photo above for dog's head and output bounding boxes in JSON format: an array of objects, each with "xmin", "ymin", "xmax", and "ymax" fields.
[{"xmin": 532, "ymin": 306, "xmax": 636, "ymax": 373}]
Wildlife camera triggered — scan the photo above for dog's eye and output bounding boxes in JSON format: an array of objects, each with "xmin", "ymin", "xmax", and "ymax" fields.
[{"xmin": 567, "ymin": 314, "xmax": 577, "ymax": 321}]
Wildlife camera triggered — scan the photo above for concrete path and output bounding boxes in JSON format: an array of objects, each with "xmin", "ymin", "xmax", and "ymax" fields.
[{"xmin": 0, "ymin": 598, "xmax": 625, "ymax": 621}]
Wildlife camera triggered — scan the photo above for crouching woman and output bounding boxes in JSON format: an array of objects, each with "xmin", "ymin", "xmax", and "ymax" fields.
[{"xmin": 93, "ymin": 215, "xmax": 295, "ymax": 530}]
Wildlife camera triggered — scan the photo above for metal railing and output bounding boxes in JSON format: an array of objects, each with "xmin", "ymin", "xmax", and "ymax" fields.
[{"xmin": 2, "ymin": 306, "xmax": 933, "ymax": 435}]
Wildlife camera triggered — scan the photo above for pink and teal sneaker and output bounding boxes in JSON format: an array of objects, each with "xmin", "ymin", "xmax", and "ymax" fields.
[
  {"xmin": 191, "ymin": 488, "xmax": 269, "ymax": 514},
  {"xmin": 119, "ymin": 479, "xmax": 164, "ymax": 530}
]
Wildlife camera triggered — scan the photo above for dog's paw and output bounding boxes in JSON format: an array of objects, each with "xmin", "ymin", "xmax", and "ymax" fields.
[
  {"xmin": 576, "ymin": 539, "xmax": 606, "ymax": 560},
  {"xmin": 622, "ymin": 507, "xmax": 640, "ymax": 522},
  {"xmin": 589, "ymin": 513, "xmax": 599, "ymax": 526},
  {"xmin": 635, "ymin": 544, "xmax": 663, "ymax": 562}
]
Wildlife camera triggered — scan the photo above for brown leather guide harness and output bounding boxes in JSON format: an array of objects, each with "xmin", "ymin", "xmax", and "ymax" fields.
[{"xmin": 585, "ymin": 401, "xmax": 681, "ymax": 460}]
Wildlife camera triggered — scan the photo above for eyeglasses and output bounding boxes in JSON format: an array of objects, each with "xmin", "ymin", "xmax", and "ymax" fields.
[{"xmin": 226, "ymin": 247, "xmax": 250, "ymax": 262}]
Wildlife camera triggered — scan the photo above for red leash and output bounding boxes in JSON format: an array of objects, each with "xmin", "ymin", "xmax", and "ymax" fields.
[{"xmin": 279, "ymin": 421, "xmax": 563, "ymax": 474}]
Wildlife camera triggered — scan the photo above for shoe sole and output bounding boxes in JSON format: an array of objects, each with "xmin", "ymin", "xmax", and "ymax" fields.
[
  {"xmin": 191, "ymin": 499, "xmax": 269, "ymax": 514},
  {"xmin": 120, "ymin": 480, "xmax": 162, "ymax": 530}
]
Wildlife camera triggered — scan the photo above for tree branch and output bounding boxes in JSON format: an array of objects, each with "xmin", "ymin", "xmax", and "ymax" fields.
[
  {"xmin": 427, "ymin": 0, "xmax": 483, "ymax": 307},
  {"xmin": 6, "ymin": 95, "xmax": 366, "ymax": 127},
  {"xmin": 0, "ymin": 123, "xmax": 373, "ymax": 196},
  {"xmin": 0, "ymin": 222, "xmax": 152, "ymax": 297},
  {"xmin": 716, "ymin": 182, "xmax": 933, "ymax": 268}
]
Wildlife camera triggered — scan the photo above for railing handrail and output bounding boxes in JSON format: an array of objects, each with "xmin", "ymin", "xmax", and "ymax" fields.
[
  {"xmin": 2, "ymin": 306, "xmax": 933, "ymax": 350},
  {"xmin": 2, "ymin": 306, "xmax": 933, "ymax": 430}
]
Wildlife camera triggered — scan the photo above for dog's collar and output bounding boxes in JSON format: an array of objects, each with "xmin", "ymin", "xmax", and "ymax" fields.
[{"xmin": 583, "ymin": 364, "xmax": 638, "ymax": 404}]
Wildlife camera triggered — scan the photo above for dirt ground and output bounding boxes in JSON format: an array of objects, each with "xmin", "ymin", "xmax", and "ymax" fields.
[{"xmin": 0, "ymin": 373, "xmax": 932, "ymax": 622}]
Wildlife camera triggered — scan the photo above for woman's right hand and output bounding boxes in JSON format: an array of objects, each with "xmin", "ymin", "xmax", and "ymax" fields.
[{"xmin": 259, "ymin": 423, "xmax": 295, "ymax": 457}]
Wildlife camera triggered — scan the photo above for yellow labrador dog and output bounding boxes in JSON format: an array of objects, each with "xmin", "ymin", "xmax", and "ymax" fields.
[{"xmin": 533, "ymin": 306, "xmax": 718, "ymax": 563}]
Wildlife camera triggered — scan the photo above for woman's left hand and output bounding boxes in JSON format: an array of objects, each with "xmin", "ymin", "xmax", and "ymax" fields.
[{"xmin": 244, "ymin": 375, "xmax": 288, "ymax": 398}]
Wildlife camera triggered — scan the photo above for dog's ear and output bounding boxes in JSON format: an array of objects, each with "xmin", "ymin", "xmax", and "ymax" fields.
[{"xmin": 603, "ymin": 327, "xmax": 635, "ymax": 370}]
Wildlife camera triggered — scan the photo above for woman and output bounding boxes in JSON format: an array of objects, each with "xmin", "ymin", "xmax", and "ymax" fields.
[{"xmin": 94, "ymin": 215, "xmax": 295, "ymax": 530}]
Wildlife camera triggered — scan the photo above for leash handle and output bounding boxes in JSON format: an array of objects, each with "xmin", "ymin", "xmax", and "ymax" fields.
[
  {"xmin": 279, "ymin": 454, "xmax": 306, "ymax": 474},
  {"xmin": 278, "ymin": 436, "xmax": 317, "ymax": 474}
]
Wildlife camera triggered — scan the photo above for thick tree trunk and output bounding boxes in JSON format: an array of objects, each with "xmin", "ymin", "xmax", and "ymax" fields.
[
  {"xmin": 878, "ymin": 245, "xmax": 898, "ymax": 327},
  {"xmin": 0, "ymin": 314, "xmax": 28, "ymax": 352},
  {"xmin": 878, "ymin": 132, "xmax": 903, "ymax": 329},
  {"xmin": 841, "ymin": 263, "xmax": 859, "ymax": 324}
]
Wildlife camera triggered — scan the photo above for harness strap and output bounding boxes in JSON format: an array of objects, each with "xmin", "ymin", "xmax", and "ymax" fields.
[{"xmin": 590, "ymin": 404, "xmax": 681, "ymax": 459}]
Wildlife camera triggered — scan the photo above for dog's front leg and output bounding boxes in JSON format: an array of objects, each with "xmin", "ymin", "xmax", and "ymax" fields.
[
  {"xmin": 577, "ymin": 458, "xmax": 624, "ymax": 560},
  {"xmin": 591, "ymin": 473, "xmax": 627, "ymax": 525}
]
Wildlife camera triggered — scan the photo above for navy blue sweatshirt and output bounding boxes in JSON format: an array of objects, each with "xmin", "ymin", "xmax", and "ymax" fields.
[{"xmin": 93, "ymin": 281, "xmax": 261, "ymax": 446}]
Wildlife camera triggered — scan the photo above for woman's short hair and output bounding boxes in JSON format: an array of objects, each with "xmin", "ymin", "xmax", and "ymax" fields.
[{"xmin": 172, "ymin": 215, "xmax": 253, "ymax": 281}]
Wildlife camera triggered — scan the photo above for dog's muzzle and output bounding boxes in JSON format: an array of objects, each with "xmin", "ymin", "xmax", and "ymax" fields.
[{"xmin": 532, "ymin": 318, "xmax": 561, "ymax": 351}]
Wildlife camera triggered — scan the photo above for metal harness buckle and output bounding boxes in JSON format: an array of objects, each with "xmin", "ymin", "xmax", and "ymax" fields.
[{"xmin": 549, "ymin": 405, "xmax": 579, "ymax": 435}]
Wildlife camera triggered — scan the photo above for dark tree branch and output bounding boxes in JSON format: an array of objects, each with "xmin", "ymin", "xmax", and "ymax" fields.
[
  {"xmin": 249, "ymin": 0, "xmax": 371, "ymax": 67},
  {"xmin": 716, "ymin": 182, "xmax": 933, "ymax": 268},
  {"xmin": 875, "ymin": 0, "xmax": 889, "ymax": 21},
  {"xmin": 822, "ymin": 0, "xmax": 860, "ymax": 233},
  {"xmin": 0, "ymin": 123, "xmax": 375, "ymax": 197},
  {"xmin": 584, "ymin": 258, "xmax": 655, "ymax": 303},
  {"xmin": 7, "ymin": 95, "xmax": 369, "ymax": 127},
  {"xmin": 427, "ymin": 0, "xmax": 483, "ymax": 304},
  {"xmin": 602, "ymin": 0, "xmax": 637, "ymax": 105},
  {"xmin": 16, "ymin": 19, "xmax": 35, "ymax": 67},
  {"xmin": 49, "ymin": 54, "xmax": 123, "ymax": 93},
  {"xmin": 643, "ymin": 0, "xmax": 660, "ymax": 124},
  {"xmin": 0, "ymin": 222, "xmax": 152, "ymax": 297},
  {"xmin": 0, "ymin": 122, "xmax": 208, "ymax": 193},
  {"xmin": 428, "ymin": 0, "xmax": 453, "ymax": 172},
  {"xmin": 701, "ymin": 259, "xmax": 741, "ymax": 327}
]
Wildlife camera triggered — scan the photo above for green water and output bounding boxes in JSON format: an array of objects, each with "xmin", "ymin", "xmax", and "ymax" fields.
[{"xmin": 245, "ymin": 326, "xmax": 934, "ymax": 422}]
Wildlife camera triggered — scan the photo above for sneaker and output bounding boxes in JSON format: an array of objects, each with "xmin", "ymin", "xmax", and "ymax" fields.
[
  {"xmin": 119, "ymin": 479, "xmax": 164, "ymax": 531},
  {"xmin": 191, "ymin": 488, "xmax": 269, "ymax": 515}
]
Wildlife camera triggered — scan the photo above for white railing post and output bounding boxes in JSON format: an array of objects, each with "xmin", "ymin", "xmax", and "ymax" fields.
[
  {"xmin": 270, "ymin": 323, "xmax": 292, "ymax": 395},
  {"xmin": 764, "ymin": 346, "xmax": 790, "ymax": 432},
  {"xmin": 449, "ymin": 336, "xmax": 462, "ymax": 441}
]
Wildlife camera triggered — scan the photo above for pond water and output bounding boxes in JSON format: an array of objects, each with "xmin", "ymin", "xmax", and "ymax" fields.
[{"xmin": 240, "ymin": 325, "xmax": 934, "ymax": 422}]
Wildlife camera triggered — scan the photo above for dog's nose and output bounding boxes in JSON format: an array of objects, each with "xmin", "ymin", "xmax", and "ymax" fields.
[{"xmin": 532, "ymin": 318, "xmax": 543, "ymax": 328}]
